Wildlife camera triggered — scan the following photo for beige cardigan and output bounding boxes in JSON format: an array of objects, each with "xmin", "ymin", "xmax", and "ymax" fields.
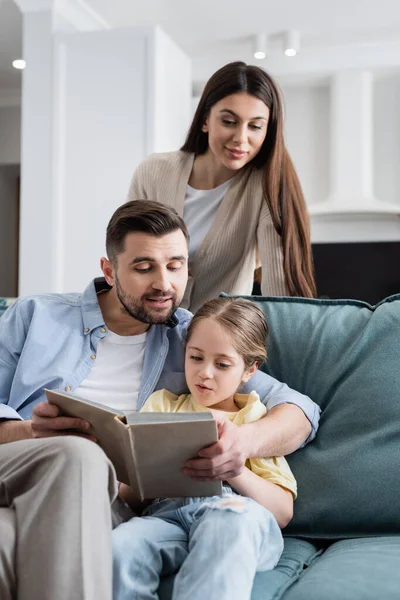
[{"xmin": 127, "ymin": 151, "xmax": 287, "ymax": 313}]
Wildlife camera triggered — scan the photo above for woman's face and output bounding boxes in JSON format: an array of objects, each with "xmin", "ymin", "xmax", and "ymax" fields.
[{"xmin": 202, "ymin": 92, "xmax": 269, "ymax": 171}]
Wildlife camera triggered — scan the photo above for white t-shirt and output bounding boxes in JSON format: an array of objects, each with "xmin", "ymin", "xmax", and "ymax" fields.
[
  {"xmin": 75, "ymin": 330, "xmax": 147, "ymax": 412},
  {"xmin": 183, "ymin": 179, "xmax": 231, "ymax": 259}
]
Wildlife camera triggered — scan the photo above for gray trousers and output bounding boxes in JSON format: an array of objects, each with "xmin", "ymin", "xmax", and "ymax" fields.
[{"xmin": 0, "ymin": 436, "xmax": 118, "ymax": 600}]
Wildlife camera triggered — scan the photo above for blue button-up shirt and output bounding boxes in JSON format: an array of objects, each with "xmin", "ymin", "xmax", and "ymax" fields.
[{"xmin": 0, "ymin": 279, "xmax": 319, "ymax": 442}]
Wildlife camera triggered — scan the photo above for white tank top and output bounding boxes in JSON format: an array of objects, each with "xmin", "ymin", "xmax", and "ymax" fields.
[{"xmin": 183, "ymin": 179, "xmax": 231, "ymax": 259}]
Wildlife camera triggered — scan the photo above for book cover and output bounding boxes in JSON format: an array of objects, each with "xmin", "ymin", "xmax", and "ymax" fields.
[{"xmin": 45, "ymin": 389, "xmax": 222, "ymax": 501}]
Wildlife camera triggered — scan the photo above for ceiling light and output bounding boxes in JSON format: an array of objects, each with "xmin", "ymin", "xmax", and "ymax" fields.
[
  {"xmin": 12, "ymin": 59, "xmax": 26, "ymax": 70},
  {"xmin": 284, "ymin": 31, "xmax": 300, "ymax": 57},
  {"xmin": 253, "ymin": 33, "xmax": 267, "ymax": 60}
]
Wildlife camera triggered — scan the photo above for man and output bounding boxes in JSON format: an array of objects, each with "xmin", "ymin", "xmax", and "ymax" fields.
[{"xmin": 0, "ymin": 201, "xmax": 319, "ymax": 599}]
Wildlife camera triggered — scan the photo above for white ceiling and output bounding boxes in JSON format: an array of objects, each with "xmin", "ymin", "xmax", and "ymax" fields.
[
  {"xmin": 87, "ymin": 0, "xmax": 400, "ymax": 52},
  {"xmin": 1, "ymin": 0, "xmax": 400, "ymax": 93},
  {"xmin": 86, "ymin": 0, "xmax": 400, "ymax": 84}
]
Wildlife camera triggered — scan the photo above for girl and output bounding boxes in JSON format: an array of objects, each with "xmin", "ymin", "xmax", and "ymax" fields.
[
  {"xmin": 112, "ymin": 297, "xmax": 297, "ymax": 600},
  {"xmin": 128, "ymin": 61, "xmax": 316, "ymax": 312}
]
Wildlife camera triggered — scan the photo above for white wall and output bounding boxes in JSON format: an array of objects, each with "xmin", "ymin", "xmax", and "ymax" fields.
[
  {"xmin": 154, "ymin": 27, "xmax": 192, "ymax": 152},
  {"xmin": 0, "ymin": 165, "xmax": 19, "ymax": 297},
  {"xmin": 279, "ymin": 73, "xmax": 400, "ymax": 243},
  {"xmin": 374, "ymin": 73, "xmax": 400, "ymax": 207},
  {"xmin": 0, "ymin": 106, "xmax": 21, "ymax": 164},
  {"xmin": 18, "ymin": 24, "xmax": 191, "ymax": 295},
  {"xmin": 282, "ymin": 83, "xmax": 330, "ymax": 206},
  {"xmin": 55, "ymin": 28, "xmax": 151, "ymax": 292}
]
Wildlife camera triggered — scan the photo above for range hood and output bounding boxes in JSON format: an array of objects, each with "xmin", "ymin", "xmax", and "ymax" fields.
[{"xmin": 309, "ymin": 196, "xmax": 400, "ymax": 216}]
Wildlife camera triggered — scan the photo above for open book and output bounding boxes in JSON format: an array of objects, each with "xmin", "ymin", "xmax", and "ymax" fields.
[{"xmin": 45, "ymin": 389, "xmax": 222, "ymax": 501}]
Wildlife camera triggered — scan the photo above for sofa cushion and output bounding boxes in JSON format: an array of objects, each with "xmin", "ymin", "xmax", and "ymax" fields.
[
  {"xmin": 160, "ymin": 537, "xmax": 400, "ymax": 600},
  {"xmin": 233, "ymin": 294, "xmax": 400, "ymax": 538},
  {"xmin": 158, "ymin": 538, "xmax": 321, "ymax": 600},
  {"xmin": 283, "ymin": 537, "xmax": 400, "ymax": 600}
]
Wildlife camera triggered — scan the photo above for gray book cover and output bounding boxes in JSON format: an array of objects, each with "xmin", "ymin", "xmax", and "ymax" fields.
[{"xmin": 45, "ymin": 389, "xmax": 222, "ymax": 501}]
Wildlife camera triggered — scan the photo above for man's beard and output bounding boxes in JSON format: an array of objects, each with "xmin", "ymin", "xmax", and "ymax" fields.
[{"xmin": 115, "ymin": 274, "xmax": 179, "ymax": 325}]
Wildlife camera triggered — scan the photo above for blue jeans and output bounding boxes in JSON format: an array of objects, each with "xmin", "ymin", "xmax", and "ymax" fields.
[{"xmin": 112, "ymin": 488, "xmax": 283, "ymax": 600}]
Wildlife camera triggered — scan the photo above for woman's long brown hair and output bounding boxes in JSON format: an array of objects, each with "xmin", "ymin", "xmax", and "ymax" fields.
[{"xmin": 181, "ymin": 61, "xmax": 316, "ymax": 298}]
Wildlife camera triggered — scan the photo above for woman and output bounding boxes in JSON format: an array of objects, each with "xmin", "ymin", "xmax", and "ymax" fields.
[{"xmin": 128, "ymin": 61, "xmax": 316, "ymax": 312}]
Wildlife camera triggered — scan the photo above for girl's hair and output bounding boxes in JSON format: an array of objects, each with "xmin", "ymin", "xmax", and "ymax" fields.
[
  {"xmin": 181, "ymin": 61, "xmax": 316, "ymax": 299},
  {"xmin": 185, "ymin": 297, "xmax": 268, "ymax": 370}
]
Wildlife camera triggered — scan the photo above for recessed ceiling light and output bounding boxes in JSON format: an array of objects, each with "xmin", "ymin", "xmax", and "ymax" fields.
[
  {"xmin": 12, "ymin": 59, "xmax": 26, "ymax": 70},
  {"xmin": 253, "ymin": 33, "xmax": 268, "ymax": 60},
  {"xmin": 283, "ymin": 31, "xmax": 300, "ymax": 57}
]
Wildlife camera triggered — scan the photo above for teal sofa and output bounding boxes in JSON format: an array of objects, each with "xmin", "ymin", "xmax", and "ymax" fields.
[
  {"xmin": 2, "ymin": 294, "xmax": 400, "ymax": 598},
  {"xmin": 159, "ymin": 293, "xmax": 400, "ymax": 599},
  {"xmin": 0, "ymin": 298, "xmax": 13, "ymax": 319}
]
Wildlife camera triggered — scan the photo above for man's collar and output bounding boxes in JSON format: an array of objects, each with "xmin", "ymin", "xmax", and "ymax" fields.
[
  {"xmin": 81, "ymin": 277, "xmax": 179, "ymax": 333},
  {"xmin": 80, "ymin": 278, "xmax": 107, "ymax": 334}
]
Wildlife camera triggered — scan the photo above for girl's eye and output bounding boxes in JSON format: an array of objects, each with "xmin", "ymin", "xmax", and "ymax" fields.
[
  {"xmin": 190, "ymin": 355, "xmax": 202, "ymax": 361},
  {"xmin": 217, "ymin": 363, "xmax": 230, "ymax": 369},
  {"xmin": 250, "ymin": 124, "xmax": 263, "ymax": 130},
  {"xmin": 222, "ymin": 119, "xmax": 236, "ymax": 126}
]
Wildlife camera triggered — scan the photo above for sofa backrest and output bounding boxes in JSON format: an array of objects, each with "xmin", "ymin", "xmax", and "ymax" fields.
[
  {"xmin": 0, "ymin": 299, "xmax": 13, "ymax": 320},
  {"xmin": 236, "ymin": 293, "xmax": 400, "ymax": 539},
  {"xmin": 3, "ymin": 292, "xmax": 399, "ymax": 538}
]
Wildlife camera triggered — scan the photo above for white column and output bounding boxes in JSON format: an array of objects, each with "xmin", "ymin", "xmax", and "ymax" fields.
[
  {"xmin": 15, "ymin": 5, "xmax": 191, "ymax": 295},
  {"xmin": 15, "ymin": 0, "xmax": 108, "ymax": 296},
  {"xmin": 329, "ymin": 70, "xmax": 374, "ymax": 207},
  {"xmin": 17, "ymin": 3, "xmax": 54, "ymax": 295}
]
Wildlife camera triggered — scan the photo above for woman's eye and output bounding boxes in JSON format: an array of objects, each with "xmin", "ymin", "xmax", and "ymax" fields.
[
  {"xmin": 217, "ymin": 363, "xmax": 230, "ymax": 369},
  {"xmin": 222, "ymin": 119, "xmax": 236, "ymax": 126},
  {"xmin": 250, "ymin": 124, "xmax": 263, "ymax": 130}
]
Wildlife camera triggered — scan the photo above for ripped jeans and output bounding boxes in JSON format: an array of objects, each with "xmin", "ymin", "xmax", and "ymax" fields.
[{"xmin": 112, "ymin": 487, "xmax": 283, "ymax": 600}]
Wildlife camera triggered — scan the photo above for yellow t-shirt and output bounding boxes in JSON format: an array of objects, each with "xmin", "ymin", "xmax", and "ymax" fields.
[{"xmin": 141, "ymin": 389, "xmax": 297, "ymax": 499}]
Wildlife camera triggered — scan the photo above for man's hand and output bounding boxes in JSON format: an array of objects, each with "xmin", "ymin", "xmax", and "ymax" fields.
[
  {"xmin": 31, "ymin": 402, "xmax": 96, "ymax": 441},
  {"xmin": 0, "ymin": 419, "xmax": 33, "ymax": 444},
  {"xmin": 182, "ymin": 413, "xmax": 248, "ymax": 481}
]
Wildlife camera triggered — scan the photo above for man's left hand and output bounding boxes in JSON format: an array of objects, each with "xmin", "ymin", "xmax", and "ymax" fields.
[{"xmin": 182, "ymin": 413, "xmax": 248, "ymax": 481}]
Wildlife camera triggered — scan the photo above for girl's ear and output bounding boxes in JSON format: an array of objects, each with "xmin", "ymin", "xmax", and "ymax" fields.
[{"xmin": 241, "ymin": 362, "xmax": 259, "ymax": 383}]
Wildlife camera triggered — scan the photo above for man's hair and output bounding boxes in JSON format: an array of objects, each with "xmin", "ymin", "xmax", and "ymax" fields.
[{"xmin": 106, "ymin": 200, "xmax": 190, "ymax": 263}]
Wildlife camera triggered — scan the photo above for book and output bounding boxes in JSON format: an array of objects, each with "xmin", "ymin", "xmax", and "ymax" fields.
[{"xmin": 45, "ymin": 389, "xmax": 222, "ymax": 501}]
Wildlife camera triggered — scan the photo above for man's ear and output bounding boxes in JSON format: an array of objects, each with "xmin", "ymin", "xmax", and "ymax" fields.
[
  {"xmin": 100, "ymin": 257, "xmax": 115, "ymax": 287},
  {"xmin": 241, "ymin": 362, "xmax": 259, "ymax": 383}
]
